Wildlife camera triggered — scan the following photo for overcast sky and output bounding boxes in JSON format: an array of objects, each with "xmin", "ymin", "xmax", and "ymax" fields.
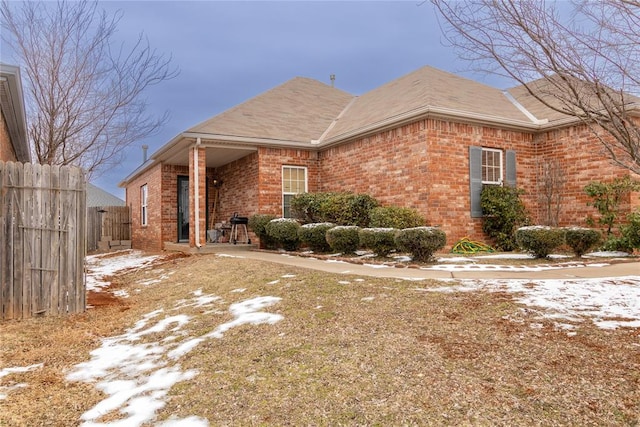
[{"xmin": 9, "ymin": 1, "xmax": 516, "ymax": 198}]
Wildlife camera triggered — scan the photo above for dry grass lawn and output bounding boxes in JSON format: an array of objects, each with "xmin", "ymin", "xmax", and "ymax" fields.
[{"xmin": 1, "ymin": 252, "xmax": 639, "ymax": 426}]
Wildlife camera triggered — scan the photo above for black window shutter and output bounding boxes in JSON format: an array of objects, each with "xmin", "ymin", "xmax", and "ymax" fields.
[
  {"xmin": 469, "ymin": 146, "xmax": 483, "ymax": 218},
  {"xmin": 505, "ymin": 150, "xmax": 516, "ymax": 188}
]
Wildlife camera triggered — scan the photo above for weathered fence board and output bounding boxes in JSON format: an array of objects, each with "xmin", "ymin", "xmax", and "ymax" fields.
[
  {"xmin": 86, "ymin": 206, "xmax": 131, "ymax": 252},
  {"xmin": 0, "ymin": 161, "xmax": 86, "ymax": 321}
]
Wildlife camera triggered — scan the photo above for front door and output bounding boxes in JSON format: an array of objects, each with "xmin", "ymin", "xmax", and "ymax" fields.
[{"xmin": 177, "ymin": 176, "xmax": 189, "ymax": 242}]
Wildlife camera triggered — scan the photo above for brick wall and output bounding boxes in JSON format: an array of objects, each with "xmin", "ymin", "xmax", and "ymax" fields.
[
  {"xmin": 125, "ymin": 118, "xmax": 638, "ymax": 251},
  {"xmin": 0, "ymin": 111, "xmax": 18, "ymax": 162},
  {"xmin": 188, "ymin": 147, "xmax": 207, "ymax": 246},
  {"xmin": 318, "ymin": 119, "xmax": 536, "ymax": 247},
  {"xmin": 534, "ymin": 125, "xmax": 639, "ymax": 228},
  {"xmin": 214, "ymin": 151, "xmax": 260, "ymax": 224},
  {"xmin": 127, "ymin": 163, "xmax": 163, "ymax": 251},
  {"xmin": 162, "ymin": 164, "xmax": 189, "ymax": 246},
  {"xmin": 258, "ymin": 147, "xmax": 319, "ymax": 216}
]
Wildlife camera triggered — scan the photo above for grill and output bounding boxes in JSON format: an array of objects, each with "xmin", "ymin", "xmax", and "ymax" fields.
[
  {"xmin": 229, "ymin": 213, "xmax": 249, "ymax": 244},
  {"xmin": 230, "ymin": 216, "xmax": 248, "ymax": 225}
]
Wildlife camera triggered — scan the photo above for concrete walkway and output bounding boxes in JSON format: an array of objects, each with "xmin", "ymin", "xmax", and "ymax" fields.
[{"xmin": 213, "ymin": 249, "xmax": 640, "ymax": 280}]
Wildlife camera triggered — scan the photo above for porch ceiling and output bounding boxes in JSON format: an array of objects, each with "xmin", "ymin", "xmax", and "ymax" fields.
[{"xmin": 159, "ymin": 144, "xmax": 257, "ymax": 168}]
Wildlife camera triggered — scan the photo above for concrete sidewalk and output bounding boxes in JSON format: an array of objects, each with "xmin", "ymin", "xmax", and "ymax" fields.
[{"xmin": 214, "ymin": 249, "xmax": 640, "ymax": 280}]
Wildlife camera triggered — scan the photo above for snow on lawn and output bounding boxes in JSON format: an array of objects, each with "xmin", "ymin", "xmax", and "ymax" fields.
[
  {"xmin": 66, "ymin": 289, "xmax": 283, "ymax": 427},
  {"xmin": 417, "ymin": 276, "xmax": 640, "ymax": 332},
  {"xmin": 85, "ymin": 250, "xmax": 163, "ymax": 292},
  {"xmin": 0, "ymin": 363, "xmax": 43, "ymax": 400},
  {"xmin": 2, "ymin": 250, "xmax": 639, "ymax": 425}
]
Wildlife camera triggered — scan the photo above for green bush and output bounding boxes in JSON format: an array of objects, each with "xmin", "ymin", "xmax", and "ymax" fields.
[
  {"xmin": 320, "ymin": 193, "xmax": 379, "ymax": 227},
  {"xmin": 248, "ymin": 214, "xmax": 278, "ymax": 249},
  {"xmin": 290, "ymin": 192, "xmax": 332, "ymax": 224},
  {"xmin": 564, "ymin": 227, "xmax": 601, "ymax": 257},
  {"xmin": 621, "ymin": 211, "xmax": 640, "ymax": 250},
  {"xmin": 359, "ymin": 228, "xmax": 397, "ymax": 257},
  {"xmin": 290, "ymin": 192, "xmax": 379, "ymax": 227},
  {"xmin": 369, "ymin": 206, "xmax": 425, "ymax": 229},
  {"xmin": 325, "ymin": 226, "xmax": 360, "ymax": 254},
  {"xmin": 603, "ymin": 211, "xmax": 640, "ymax": 253},
  {"xmin": 584, "ymin": 177, "xmax": 640, "ymax": 236},
  {"xmin": 481, "ymin": 185, "xmax": 529, "ymax": 251},
  {"xmin": 265, "ymin": 218, "xmax": 301, "ymax": 251},
  {"xmin": 515, "ymin": 226, "xmax": 565, "ymax": 258},
  {"xmin": 298, "ymin": 222, "xmax": 335, "ymax": 252},
  {"xmin": 394, "ymin": 227, "xmax": 446, "ymax": 262}
]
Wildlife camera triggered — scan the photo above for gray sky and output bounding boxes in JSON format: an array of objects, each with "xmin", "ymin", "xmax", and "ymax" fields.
[{"xmin": 11, "ymin": 1, "xmax": 516, "ymax": 198}]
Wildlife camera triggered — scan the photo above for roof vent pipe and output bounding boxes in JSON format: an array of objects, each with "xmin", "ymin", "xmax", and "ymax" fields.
[
  {"xmin": 330, "ymin": 74, "xmax": 335, "ymax": 87},
  {"xmin": 142, "ymin": 145, "xmax": 148, "ymax": 163}
]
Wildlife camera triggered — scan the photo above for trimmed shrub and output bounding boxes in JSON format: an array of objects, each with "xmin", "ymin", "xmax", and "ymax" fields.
[
  {"xmin": 369, "ymin": 206, "xmax": 425, "ymax": 229},
  {"xmin": 320, "ymin": 193, "xmax": 379, "ymax": 227},
  {"xmin": 481, "ymin": 185, "xmax": 529, "ymax": 251},
  {"xmin": 248, "ymin": 214, "xmax": 278, "ymax": 249},
  {"xmin": 290, "ymin": 192, "xmax": 332, "ymax": 224},
  {"xmin": 290, "ymin": 192, "xmax": 379, "ymax": 227},
  {"xmin": 265, "ymin": 218, "xmax": 300, "ymax": 251},
  {"xmin": 298, "ymin": 222, "xmax": 335, "ymax": 252},
  {"xmin": 564, "ymin": 227, "xmax": 601, "ymax": 257},
  {"xmin": 515, "ymin": 226, "xmax": 565, "ymax": 258},
  {"xmin": 359, "ymin": 228, "xmax": 397, "ymax": 257},
  {"xmin": 325, "ymin": 226, "xmax": 360, "ymax": 254},
  {"xmin": 394, "ymin": 227, "xmax": 446, "ymax": 262}
]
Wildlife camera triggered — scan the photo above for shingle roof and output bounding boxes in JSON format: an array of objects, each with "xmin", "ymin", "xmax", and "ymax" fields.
[
  {"xmin": 323, "ymin": 66, "xmax": 532, "ymax": 141},
  {"xmin": 187, "ymin": 77, "xmax": 354, "ymax": 143},
  {"xmin": 87, "ymin": 183, "xmax": 125, "ymax": 207},
  {"xmin": 508, "ymin": 76, "xmax": 640, "ymax": 124}
]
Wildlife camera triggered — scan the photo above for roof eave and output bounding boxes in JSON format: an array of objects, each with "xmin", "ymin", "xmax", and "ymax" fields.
[
  {"xmin": 317, "ymin": 106, "xmax": 543, "ymax": 148},
  {"xmin": 118, "ymin": 132, "xmax": 314, "ymax": 187},
  {"xmin": 0, "ymin": 64, "xmax": 31, "ymax": 163}
]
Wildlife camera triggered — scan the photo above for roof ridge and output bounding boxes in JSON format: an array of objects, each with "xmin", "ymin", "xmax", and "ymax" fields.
[{"xmin": 501, "ymin": 90, "xmax": 548, "ymax": 125}]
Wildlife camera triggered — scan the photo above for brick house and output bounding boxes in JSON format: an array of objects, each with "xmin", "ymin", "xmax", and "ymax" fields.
[
  {"xmin": 0, "ymin": 63, "xmax": 31, "ymax": 163},
  {"xmin": 119, "ymin": 66, "xmax": 640, "ymax": 252}
]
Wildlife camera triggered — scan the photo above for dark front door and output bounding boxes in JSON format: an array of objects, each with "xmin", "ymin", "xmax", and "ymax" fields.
[{"xmin": 178, "ymin": 176, "xmax": 189, "ymax": 242}]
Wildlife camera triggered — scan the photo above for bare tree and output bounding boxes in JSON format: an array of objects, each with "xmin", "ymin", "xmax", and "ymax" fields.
[
  {"xmin": 538, "ymin": 159, "xmax": 565, "ymax": 226},
  {"xmin": 431, "ymin": 0, "xmax": 640, "ymax": 174},
  {"xmin": 1, "ymin": 0, "xmax": 177, "ymax": 178}
]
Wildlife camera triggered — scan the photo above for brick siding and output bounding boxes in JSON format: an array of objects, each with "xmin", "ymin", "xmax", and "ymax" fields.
[
  {"xmin": 126, "ymin": 117, "xmax": 638, "ymax": 251},
  {"xmin": 0, "ymin": 111, "xmax": 19, "ymax": 162}
]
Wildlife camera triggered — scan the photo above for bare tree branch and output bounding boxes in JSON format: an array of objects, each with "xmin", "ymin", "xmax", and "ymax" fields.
[
  {"xmin": 1, "ymin": 0, "xmax": 178, "ymax": 178},
  {"xmin": 431, "ymin": 0, "xmax": 640, "ymax": 174}
]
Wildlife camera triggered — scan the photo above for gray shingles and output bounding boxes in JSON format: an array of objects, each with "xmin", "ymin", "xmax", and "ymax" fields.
[{"xmin": 188, "ymin": 77, "xmax": 354, "ymax": 143}]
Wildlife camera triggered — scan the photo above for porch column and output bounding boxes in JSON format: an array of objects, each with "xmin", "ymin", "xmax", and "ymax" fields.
[{"xmin": 188, "ymin": 143, "xmax": 207, "ymax": 248}]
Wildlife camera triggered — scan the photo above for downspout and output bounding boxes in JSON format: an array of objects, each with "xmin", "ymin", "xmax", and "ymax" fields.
[{"xmin": 194, "ymin": 138, "xmax": 202, "ymax": 248}]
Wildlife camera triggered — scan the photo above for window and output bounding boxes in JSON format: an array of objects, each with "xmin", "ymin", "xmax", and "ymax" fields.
[
  {"xmin": 469, "ymin": 146, "xmax": 516, "ymax": 218},
  {"xmin": 282, "ymin": 166, "xmax": 307, "ymax": 218},
  {"xmin": 481, "ymin": 148, "xmax": 503, "ymax": 185},
  {"xmin": 141, "ymin": 184, "xmax": 148, "ymax": 226}
]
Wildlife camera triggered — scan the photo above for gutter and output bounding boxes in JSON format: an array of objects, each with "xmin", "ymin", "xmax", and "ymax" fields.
[{"xmin": 318, "ymin": 105, "xmax": 546, "ymax": 148}]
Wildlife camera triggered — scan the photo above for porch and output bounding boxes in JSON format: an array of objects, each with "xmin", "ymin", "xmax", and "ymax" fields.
[{"xmin": 164, "ymin": 241, "xmax": 257, "ymax": 255}]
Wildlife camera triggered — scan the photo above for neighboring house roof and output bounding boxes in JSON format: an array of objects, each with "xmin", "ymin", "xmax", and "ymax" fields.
[
  {"xmin": 87, "ymin": 183, "xmax": 125, "ymax": 207},
  {"xmin": 0, "ymin": 63, "xmax": 31, "ymax": 163}
]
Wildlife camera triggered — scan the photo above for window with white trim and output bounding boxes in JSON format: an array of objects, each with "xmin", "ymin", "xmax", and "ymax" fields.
[
  {"xmin": 282, "ymin": 166, "xmax": 307, "ymax": 218},
  {"xmin": 481, "ymin": 148, "xmax": 503, "ymax": 185},
  {"xmin": 141, "ymin": 184, "xmax": 148, "ymax": 226}
]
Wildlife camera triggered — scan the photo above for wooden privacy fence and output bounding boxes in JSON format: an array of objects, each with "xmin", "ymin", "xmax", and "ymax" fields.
[
  {"xmin": 87, "ymin": 206, "xmax": 131, "ymax": 252},
  {"xmin": 0, "ymin": 161, "xmax": 86, "ymax": 321}
]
